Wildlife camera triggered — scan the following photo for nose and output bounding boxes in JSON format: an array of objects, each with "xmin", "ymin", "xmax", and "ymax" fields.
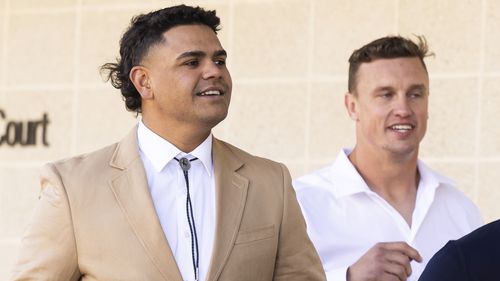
[
  {"xmin": 202, "ymin": 61, "xmax": 223, "ymax": 80},
  {"xmin": 393, "ymin": 96, "xmax": 412, "ymax": 117}
]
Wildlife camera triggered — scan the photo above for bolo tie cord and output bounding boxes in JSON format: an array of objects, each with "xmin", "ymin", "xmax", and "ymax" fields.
[{"xmin": 174, "ymin": 157, "xmax": 200, "ymax": 281}]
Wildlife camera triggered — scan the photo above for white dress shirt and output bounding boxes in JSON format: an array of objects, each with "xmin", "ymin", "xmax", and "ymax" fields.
[
  {"xmin": 137, "ymin": 121, "xmax": 215, "ymax": 281},
  {"xmin": 293, "ymin": 149, "xmax": 483, "ymax": 281}
]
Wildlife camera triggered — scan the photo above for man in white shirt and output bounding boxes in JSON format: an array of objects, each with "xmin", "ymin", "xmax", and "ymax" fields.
[
  {"xmin": 11, "ymin": 5, "xmax": 325, "ymax": 281},
  {"xmin": 293, "ymin": 36, "xmax": 482, "ymax": 281}
]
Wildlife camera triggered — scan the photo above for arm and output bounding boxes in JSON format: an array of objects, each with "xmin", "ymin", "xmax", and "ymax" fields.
[
  {"xmin": 273, "ymin": 163, "xmax": 326, "ymax": 281},
  {"xmin": 10, "ymin": 163, "xmax": 81, "ymax": 281}
]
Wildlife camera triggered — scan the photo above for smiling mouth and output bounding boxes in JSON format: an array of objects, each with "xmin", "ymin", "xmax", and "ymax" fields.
[
  {"xmin": 197, "ymin": 90, "xmax": 224, "ymax": 96},
  {"xmin": 389, "ymin": 124, "xmax": 415, "ymax": 133}
]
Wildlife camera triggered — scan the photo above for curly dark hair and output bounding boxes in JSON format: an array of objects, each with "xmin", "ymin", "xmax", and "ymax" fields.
[
  {"xmin": 100, "ymin": 5, "xmax": 221, "ymax": 113},
  {"xmin": 348, "ymin": 35, "xmax": 433, "ymax": 93}
]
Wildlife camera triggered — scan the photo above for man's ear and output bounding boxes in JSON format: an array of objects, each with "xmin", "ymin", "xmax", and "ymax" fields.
[
  {"xmin": 130, "ymin": 66, "xmax": 153, "ymax": 100},
  {"xmin": 345, "ymin": 92, "xmax": 359, "ymax": 121}
]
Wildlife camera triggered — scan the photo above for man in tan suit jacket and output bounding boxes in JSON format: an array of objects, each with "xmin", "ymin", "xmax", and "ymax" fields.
[{"xmin": 11, "ymin": 5, "xmax": 325, "ymax": 281}]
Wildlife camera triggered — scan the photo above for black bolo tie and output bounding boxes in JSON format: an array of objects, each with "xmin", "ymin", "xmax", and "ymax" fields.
[{"xmin": 174, "ymin": 157, "xmax": 200, "ymax": 281}]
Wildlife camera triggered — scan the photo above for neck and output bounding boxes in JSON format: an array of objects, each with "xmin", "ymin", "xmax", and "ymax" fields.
[
  {"xmin": 142, "ymin": 117, "xmax": 211, "ymax": 153},
  {"xmin": 349, "ymin": 144, "xmax": 419, "ymax": 189},
  {"xmin": 348, "ymin": 145, "xmax": 419, "ymax": 225}
]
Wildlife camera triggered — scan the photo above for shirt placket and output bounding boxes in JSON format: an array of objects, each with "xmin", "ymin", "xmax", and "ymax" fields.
[{"xmin": 367, "ymin": 193, "xmax": 419, "ymax": 281}]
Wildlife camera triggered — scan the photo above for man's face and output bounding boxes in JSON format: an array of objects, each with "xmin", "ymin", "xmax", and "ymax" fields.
[
  {"xmin": 140, "ymin": 24, "xmax": 232, "ymax": 130},
  {"xmin": 346, "ymin": 57, "xmax": 429, "ymax": 156}
]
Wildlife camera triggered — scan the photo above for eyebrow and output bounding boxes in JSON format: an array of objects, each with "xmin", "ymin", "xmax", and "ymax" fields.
[
  {"xmin": 176, "ymin": 49, "xmax": 227, "ymax": 60},
  {"xmin": 373, "ymin": 84, "xmax": 427, "ymax": 93},
  {"xmin": 408, "ymin": 84, "xmax": 427, "ymax": 92},
  {"xmin": 373, "ymin": 86, "xmax": 394, "ymax": 93},
  {"xmin": 214, "ymin": 50, "xmax": 227, "ymax": 57}
]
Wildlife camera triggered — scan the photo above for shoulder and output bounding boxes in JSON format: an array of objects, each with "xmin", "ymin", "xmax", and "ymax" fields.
[
  {"xmin": 41, "ymin": 140, "xmax": 118, "ymax": 185},
  {"xmin": 421, "ymin": 164, "xmax": 482, "ymax": 225},
  {"xmin": 419, "ymin": 240, "xmax": 466, "ymax": 281},
  {"xmin": 46, "ymin": 143, "xmax": 119, "ymax": 176},
  {"xmin": 422, "ymin": 220, "xmax": 500, "ymax": 281},
  {"xmin": 456, "ymin": 219, "xmax": 500, "ymax": 251},
  {"xmin": 454, "ymin": 220, "xmax": 500, "ymax": 267},
  {"xmin": 294, "ymin": 149, "xmax": 355, "ymax": 197},
  {"xmin": 46, "ymin": 127, "xmax": 138, "ymax": 178},
  {"xmin": 434, "ymin": 183, "xmax": 482, "ymax": 224},
  {"xmin": 293, "ymin": 165, "xmax": 332, "ymax": 193},
  {"xmin": 435, "ymin": 184, "xmax": 476, "ymax": 209},
  {"xmin": 37, "ymin": 142, "xmax": 122, "ymax": 205},
  {"xmin": 214, "ymin": 138, "xmax": 286, "ymax": 172},
  {"xmin": 292, "ymin": 165, "xmax": 337, "ymax": 213}
]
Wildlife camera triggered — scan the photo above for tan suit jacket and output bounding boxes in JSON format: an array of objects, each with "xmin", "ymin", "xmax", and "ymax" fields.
[{"xmin": 11, "ymin": 127, "xmax": 326, "ymax": 281}]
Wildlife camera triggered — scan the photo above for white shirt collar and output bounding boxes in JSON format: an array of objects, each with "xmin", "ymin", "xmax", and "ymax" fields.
[
  {"xmin": 137, "ymin": 121, "xmax": 213, "ymax": 176},
  {"xmin": 328, "ymin": 148, "xmax": 455, "ymax": 198}
]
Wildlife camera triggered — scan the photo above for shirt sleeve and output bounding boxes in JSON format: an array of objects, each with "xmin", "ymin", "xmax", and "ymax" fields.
[{"xmin": 10, "ymin": 163, "xmax": 81, "ymax": 281}]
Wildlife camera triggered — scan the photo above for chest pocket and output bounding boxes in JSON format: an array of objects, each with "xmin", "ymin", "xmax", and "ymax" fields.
[{"xmin": 235, "ymin": 225, "xmax": 275, "ymax": 245}]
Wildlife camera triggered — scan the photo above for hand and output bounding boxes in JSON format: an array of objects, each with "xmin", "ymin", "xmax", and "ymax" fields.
[{"xmin": 347, "ymin": 242, "xmax": 422, "ymax": 281}]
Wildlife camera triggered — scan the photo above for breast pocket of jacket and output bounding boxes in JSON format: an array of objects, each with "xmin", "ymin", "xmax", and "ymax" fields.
[{"xmin": 235, "ymin": 225, "xmax": 275, "ymax": 245}]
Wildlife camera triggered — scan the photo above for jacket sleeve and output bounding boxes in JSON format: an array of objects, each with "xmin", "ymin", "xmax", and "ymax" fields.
[
  {"xmin": 10, "ymin": 163, "xmax": 81, "ymax": 281},
  {"xmin": 273, "ymin": 163, "xmax": 327, "ymax": 281}
]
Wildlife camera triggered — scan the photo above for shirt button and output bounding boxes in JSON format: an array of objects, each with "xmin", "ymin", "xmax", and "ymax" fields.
[{"xmin": 184, "ymin": 230, "xmax": 190, "ymax": 238}]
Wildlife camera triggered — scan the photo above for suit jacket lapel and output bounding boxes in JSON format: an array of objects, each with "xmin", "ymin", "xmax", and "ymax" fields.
[
  {"xmin": 206, "ymin": 138, "xmax": 249, "ymax": 281},
  {"xmin": 108, "ymin": 126, "xmax": 183, "ymax": 281}
]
